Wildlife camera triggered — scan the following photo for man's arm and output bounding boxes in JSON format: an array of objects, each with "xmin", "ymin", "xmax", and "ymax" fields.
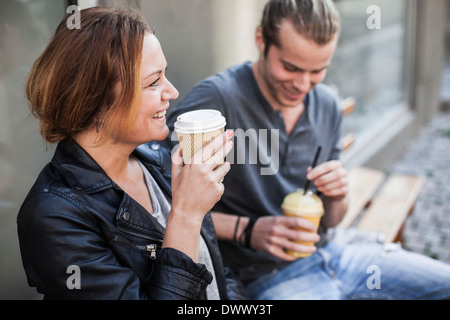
[
  {"xmin": 211, "ymin": 211, "xmax": 320, "ymax": 261},
  {"xmin": 211, "ymin": 212, "xmax": 246, "ymax": 242},
  {"xmin": 210, "ymin": 159, "xmax": 349, "ymax": 262},
  {"xmin": 322, "ymin": 195, "xmax": 348, "ymax": 227}
]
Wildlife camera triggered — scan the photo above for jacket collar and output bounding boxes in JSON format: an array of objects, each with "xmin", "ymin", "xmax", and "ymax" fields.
[{"xmin": 52, "ymin": 139, "xmax": 170, "ymax": 195}]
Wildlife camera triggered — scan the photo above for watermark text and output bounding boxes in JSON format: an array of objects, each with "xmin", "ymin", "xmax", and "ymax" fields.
[{"xmin": 66, "ymin": 5, "xmax": 81, "ymax": 30}]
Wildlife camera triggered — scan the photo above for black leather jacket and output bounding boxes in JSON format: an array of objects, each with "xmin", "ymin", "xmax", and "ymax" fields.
[{"xmin": 17, "ymin": 139, "xmax": 246, "ymax": 300}]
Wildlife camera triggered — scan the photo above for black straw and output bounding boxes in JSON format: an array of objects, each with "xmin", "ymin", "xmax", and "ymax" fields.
[{"xmin": 303, "ymin": 146, "xmax": 322, "ymax": 194}]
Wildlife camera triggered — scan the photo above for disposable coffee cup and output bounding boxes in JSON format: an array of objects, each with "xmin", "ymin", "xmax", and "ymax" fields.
[
  {"xmin": 174, "ymin": 109, "xmax": 227, "ymax": 166},
  {"xmin": 282, "ymin": 189, "xmax": 324, "ymax": 258}
]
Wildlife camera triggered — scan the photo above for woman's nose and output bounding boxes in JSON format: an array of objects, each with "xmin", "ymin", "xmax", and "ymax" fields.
[{"xmin": 162, "ymin": 78, "xmax": 179, "ymax": 101}]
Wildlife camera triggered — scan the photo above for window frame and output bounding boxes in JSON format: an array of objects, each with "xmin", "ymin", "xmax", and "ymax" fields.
[{"xmin": 341, "ymin": 0, "xmax": 419, "ymax": 170}]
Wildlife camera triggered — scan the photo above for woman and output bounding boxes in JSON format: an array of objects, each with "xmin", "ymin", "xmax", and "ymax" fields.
[{"xmin": 17, "ymin": 6, "xmax": 244, "ymax": 300}]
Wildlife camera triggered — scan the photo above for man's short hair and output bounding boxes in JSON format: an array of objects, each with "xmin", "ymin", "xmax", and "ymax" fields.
[{"xmin": 260, "ymin": 0, "xmax": 340, "ymax": 56}]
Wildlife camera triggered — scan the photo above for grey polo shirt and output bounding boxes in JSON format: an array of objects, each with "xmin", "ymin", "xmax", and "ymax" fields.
[{"xmin": 164, "ymin": 62, "xmax": 342, "ymax": 283}]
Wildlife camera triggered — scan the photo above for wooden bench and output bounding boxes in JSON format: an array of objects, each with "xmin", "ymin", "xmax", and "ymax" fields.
[
  {"xmin": 340, "ymin": 97, "xmax": 357, "ymax": 152},
  {"xmin": 338, "ymin": 98, "xmax": 425, "ymax": 243},
  {"xmin": 337, "ymin": 167, "xmax": 425, "ymax": 243}
]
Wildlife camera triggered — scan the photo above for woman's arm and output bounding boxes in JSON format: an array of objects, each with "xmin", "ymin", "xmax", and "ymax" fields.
[
  {"xmin": 18, "ymin": 193, "xmax": 215, "ymax": 300},
  {"xmin": 164, "ymin": 131, "xmax": 233, "ymax": 262}
]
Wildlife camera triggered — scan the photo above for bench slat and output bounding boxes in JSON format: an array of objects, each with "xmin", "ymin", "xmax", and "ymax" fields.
[
  {"xmin": 356, "ymin": 174, "xmax": 425, "ymax": 243},
  {"xmin": 340, "ymin": 97, "xmax": 356, "ymax": 152},
  {"xmin": 338, "ymin": 167, "xmax": 385, "ymax": 228},
  {"xmin": 341, "ymin": 97, "xmax": 356, "ymax": 116},
  {"xmin": 342, "ymin": 133, "xmax": 356, "ymax": 151}
]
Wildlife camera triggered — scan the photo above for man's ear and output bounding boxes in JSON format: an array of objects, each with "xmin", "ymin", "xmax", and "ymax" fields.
[{"xmin": 255, "ymin": 26, "xmax": 265, "ymax": 55}]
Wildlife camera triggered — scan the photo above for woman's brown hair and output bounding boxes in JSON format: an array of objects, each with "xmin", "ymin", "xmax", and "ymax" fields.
[{"xmin": 26, "ymin": 6, "xmax": 153, "ymax": 143}]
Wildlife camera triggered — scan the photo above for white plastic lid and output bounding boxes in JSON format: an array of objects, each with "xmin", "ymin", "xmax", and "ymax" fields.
[{"xmin": 174, "ymin": 109, "xmax": 226, "ymax": 134}]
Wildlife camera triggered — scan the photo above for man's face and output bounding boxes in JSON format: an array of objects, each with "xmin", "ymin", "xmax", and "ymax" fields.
[{"xmin": 256, "ymin": 20, "xmax": 338, "ymax": 110}]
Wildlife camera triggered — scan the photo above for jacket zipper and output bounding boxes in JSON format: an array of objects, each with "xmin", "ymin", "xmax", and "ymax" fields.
[
  {"xmin": 146, "ymin": 244, "xmax": 157, "ymax": 260},
  {"xmin": 113, "ymin": 234, "xmax": 159, "ymax": 260}
]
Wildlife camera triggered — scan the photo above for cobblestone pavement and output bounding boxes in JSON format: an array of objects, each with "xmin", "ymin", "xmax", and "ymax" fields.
[{"xmin": 388, "ymin": 110, "xmax": 450, "ymax": 264}]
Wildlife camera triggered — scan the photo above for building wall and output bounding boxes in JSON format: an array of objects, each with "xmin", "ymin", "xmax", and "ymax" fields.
[
  {"xmin": 0, "ymin": 0, "xmax": 65, "ymax": 299},
  {"xmin": 138, "ymin": 0, "xmax": 265, "ymax": 100}
]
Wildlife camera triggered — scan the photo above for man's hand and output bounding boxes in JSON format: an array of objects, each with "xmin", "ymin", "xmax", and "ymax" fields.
[
  {"xmin": 250, "ymin": 216, "xmax": 320, "ymax": 261},
  {"xmin": 251, "ymin": 160, "xmax": 348, "ymax": 260},
  {"xmin": 306, "ymin": 160, "xmax": 348, "ymax": 198},
  {"xmin": 307, "ymin": 160, "xmax": 349, "ymax": 227},
  {"xmin": 211, "ymin": 160, "xmax": 349, "ymax": 261}
]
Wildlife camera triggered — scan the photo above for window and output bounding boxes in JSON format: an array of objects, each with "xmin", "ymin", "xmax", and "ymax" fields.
[{"xmin": 324, "ymin": 0, "xmax": 409, "ymax": 142}]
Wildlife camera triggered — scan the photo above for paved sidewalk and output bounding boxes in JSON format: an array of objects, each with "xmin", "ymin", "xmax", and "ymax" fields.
[{"xmin": 388, "ymin": 110, "xmax": 450, "ymax": 264}]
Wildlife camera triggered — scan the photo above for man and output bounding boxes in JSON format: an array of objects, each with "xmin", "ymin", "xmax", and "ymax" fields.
[{"xmin": 165, "ymin": 0, "xmax": 450, "ymax": 299}]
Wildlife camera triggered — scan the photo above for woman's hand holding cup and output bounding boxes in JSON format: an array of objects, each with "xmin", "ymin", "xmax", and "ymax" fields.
[
  {"xmin": 164, "ymin": 130, "xmax": 233, "ymax": 261},
  {"xmin": 171, "ymin": 130, "xmax": 234, "ymax": 220}
]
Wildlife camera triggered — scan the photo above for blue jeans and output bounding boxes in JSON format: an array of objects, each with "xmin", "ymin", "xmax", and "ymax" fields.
[{"xmin": 245, "ymin": 240, "xmax": 450, "ymax": 300}]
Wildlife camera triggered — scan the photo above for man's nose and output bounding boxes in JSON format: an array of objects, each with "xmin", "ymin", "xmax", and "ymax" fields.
[{"xmin": 293, "ymin": 72, "xmax": 311, "ymax": 92}]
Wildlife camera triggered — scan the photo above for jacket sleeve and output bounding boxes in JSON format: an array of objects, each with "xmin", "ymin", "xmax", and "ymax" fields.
[
  {"xmin": 17, "ymin": 192, "xmax": 212, "ymax": 300},
  {"xmin": 146, "ymin": 248, "xmax": 212, "ymax": 299}
]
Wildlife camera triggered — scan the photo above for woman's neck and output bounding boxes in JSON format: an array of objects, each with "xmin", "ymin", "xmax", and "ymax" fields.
[
  {"xmin": 74, "ymin": 129, "xmax": 136, "ymax": 182},
  {"xmin": 74, "ymin": 129, "xmax": 153, "ymax": 213}
]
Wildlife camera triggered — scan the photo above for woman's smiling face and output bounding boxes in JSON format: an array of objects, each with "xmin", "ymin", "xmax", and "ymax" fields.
[{"xmin": 122, "ymin": 33, "xmax": 179, "ymax": 145}]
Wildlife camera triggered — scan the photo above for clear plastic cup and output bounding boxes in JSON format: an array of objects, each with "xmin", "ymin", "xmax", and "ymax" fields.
[{"xmin": 282, "ymin": 189, "xmax": 324, "ymax": 257}]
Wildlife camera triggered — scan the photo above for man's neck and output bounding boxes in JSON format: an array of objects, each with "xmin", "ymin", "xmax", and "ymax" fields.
[{"xmin": 280, "ymin": 104, "xmax": 305, "ymax": 136}]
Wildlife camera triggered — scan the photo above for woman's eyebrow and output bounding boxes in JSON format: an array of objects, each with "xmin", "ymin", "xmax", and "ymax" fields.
[
  {"xmin": 143, "ymin": 65, "xmax": 168, "ymax": 80},
  {"xmin": 144, "ymin": 70, "xmax": 162, "ymax": 80}
]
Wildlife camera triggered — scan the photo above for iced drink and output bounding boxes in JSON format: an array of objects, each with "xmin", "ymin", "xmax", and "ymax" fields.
[{"xmin": 282, "ymin": 189, "xmax": 324, "ymax": 257}]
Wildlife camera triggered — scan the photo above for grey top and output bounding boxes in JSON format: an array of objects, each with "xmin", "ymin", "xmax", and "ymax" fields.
[
  {"xmin": 137, "ymin": 160, "xmax": 220, "ymax": 299},
  {"xmin": 164, "ymin": 62, "xmax": 343, "ymax": 283}
]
